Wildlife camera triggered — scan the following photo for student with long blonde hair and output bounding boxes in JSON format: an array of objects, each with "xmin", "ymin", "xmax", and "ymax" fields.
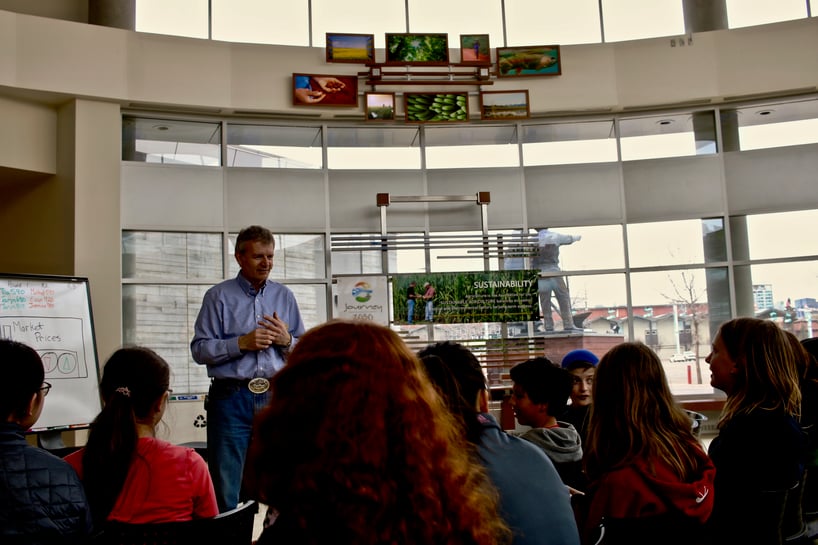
[
  {"xmin": 579, "ymin": 342, "xmax": 715, "ymax": 545},
  {"xmin": 706, "ymin": 318, "xmax": 805, "ymax": 544}
]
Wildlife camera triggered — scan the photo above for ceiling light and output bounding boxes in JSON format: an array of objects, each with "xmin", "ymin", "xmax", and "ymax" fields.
[
  {"xmin": 152, "ymin": 124, "xmax": 170, "ymax": 131},
  {"xmin": 757, "ymin": 110, "xmax": 774, "ymax": 116},
  {"xmin": 657, "ymin": 119, "xmax": 673, "ymax": 125}
]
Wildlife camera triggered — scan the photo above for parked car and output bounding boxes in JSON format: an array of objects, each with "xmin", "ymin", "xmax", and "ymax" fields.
[{"xmin": 670, "ymin": 351, "xmax": 696, "ymax": 363}]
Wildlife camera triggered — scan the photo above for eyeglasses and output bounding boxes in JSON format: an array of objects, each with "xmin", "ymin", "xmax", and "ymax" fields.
[{"xmin": 40, "ymin": 382, "xmax": 52, "ymax": 396}]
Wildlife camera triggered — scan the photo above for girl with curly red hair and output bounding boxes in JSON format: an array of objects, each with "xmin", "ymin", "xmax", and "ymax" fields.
[{"xmin": 245, "ymin": 320, "xmax": 510, "ymax": 545}]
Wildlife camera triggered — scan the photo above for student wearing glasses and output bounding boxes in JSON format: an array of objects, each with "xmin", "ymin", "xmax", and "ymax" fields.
[{"xmin": 0, "ymin": 339, "xmax": 93, "ymax": 544}]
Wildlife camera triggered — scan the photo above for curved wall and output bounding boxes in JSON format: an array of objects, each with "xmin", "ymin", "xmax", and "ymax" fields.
[{"xmin": 0, "ymin": 10, "xmax": 816, "ymax": 116}]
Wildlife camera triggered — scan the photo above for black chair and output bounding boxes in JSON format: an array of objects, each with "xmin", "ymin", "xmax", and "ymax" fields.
[
  {"xmin": 783, "ymin": 474, "xmax": 808, "ymax": 543},
  {"xmin": 94, "ymin": 499, "xmax": 257, "ymax": 545},
  {"xmin": 683, "ymin": 409, "xmax": 708, "ymax": 438},
  {"xmin": 590, "ymin": 513, "xmax": 709, "ymax": 545}
]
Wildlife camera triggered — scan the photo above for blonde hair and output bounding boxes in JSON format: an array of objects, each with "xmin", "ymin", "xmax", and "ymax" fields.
[
  {"xmin": 585, "ymin": 342, "xmax": 705, "ymax": 482},
  {"xmin": 715, "ymin": 318, "xmax": 801, "ymax": 428}
]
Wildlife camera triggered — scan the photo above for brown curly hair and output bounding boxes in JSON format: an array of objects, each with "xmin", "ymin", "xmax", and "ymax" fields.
[{"xmin": 245, "ymin": 319, "xmax": 509, "ymax": 545}]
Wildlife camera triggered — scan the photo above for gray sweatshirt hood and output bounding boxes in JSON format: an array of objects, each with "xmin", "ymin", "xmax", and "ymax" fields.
[{"xmin": 516, "ymin": 422, "xmax": 583, "ymax": 464}]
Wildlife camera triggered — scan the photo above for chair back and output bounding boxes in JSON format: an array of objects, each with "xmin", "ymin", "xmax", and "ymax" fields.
[
  {"xmin": 783, "ymin": 475, "xmax": 807, "ymax": 542},
  {"xmin": 95, "ymin": 500, "xmax": 257, "ymax": 545},
  {"xmin": 683, "ymin": 410, "xmax": 708, "ymax": 438}
]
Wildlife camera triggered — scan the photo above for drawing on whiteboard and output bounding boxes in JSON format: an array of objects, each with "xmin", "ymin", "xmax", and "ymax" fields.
[
  {"xmin": 0, "ymin": 274, "xmax": 101, "ymax": 432},
  {"xmin": 0, "ymin": 317, "xmax": 90, "ymax": 379}
]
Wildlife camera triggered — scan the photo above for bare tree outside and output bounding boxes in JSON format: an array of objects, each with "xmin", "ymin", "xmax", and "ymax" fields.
[{"xmin": 661, "ymin": 271, "xmax": 707, "ymax": 384}]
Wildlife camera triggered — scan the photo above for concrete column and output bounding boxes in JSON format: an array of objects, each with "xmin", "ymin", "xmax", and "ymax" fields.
[
  {"xmin": 60, "ymin": 99, "xmax": 123, "ymax": 362},
  {"xmin": 88, "ymin": 0, "xmax": 135, "ymax": 31},
  {"xmin": 683, "ymin": 0, "xmax": 728, "ymax": 33},
  {"xmin": 728, "ymin": 216, "xmax": 756, "ymax": 318},
  {"xmin": 691, "ymin": 111, "xmax": 717, "ymax": 154}
]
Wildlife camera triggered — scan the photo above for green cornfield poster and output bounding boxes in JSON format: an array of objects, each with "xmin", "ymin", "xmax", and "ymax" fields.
[{"xmin": 393, "ymin": 270, "xmax": 539, "ymax": 324}]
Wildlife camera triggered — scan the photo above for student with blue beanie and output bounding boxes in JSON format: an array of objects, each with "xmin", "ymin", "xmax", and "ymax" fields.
[{"xmin": 561, "ymin": 349, "xmax": 600, "ymax": 446}]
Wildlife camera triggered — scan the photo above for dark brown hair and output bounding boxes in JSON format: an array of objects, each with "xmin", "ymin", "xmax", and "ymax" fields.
[{"xmin": 82, "ymin": 346, "xmax": 170, "ymax": 525}]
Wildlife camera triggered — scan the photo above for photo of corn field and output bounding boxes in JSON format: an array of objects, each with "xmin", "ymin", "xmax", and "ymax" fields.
[{"xmin": 392, "ymin": 270, "xmax": 539, "ymax": 324}]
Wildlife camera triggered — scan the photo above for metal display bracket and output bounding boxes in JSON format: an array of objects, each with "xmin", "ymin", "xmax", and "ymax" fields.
[{"xmin": 375, "ymin": 191, "xmax": 492, "ymax": 273}]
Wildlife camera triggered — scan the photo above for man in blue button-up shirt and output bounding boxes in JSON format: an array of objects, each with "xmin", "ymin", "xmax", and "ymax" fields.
[{"xmin": 191, "ymin": 225, "xmax": 305, "ymax": 512}]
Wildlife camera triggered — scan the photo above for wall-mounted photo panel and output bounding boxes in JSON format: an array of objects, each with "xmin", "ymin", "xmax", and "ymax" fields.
[
  {"xmin": 292, "ymin": 74, "xmax": 358, "ymax": 106},
  {"xmin": 479, "ymin": 90, "xmax": 530, "ymax": 120},
  {"xmin": 460, "ymin": 34, "xmax": 491, "ymax": 65},
  {"xmin": 497, "ymin": 45, "xmax": 561, "ymax": 78},
  {"xmin": 385, "ymin": 33, "xmax": 449, "ymax": 65},
  {"xmin": 366, "ymin": 92, "xmax": 396, "ymax": 121},
  {"xmin": 325, "ymin": 33, "xmax": 375, "ymax": 64},
  {"xmin": 405, "ymin": 92, "xmax": 468, "ymax": 123}
]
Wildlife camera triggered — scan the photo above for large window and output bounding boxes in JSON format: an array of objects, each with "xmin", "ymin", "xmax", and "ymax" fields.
[
  {"xmin": 326, "ymin": 127, "xmax": 421, "ymax": 170},
  {"xmin": 227, "ymin": 124, "xmax": 322, "ymax": 169},
  {"xmin": 136, "ymin": 0, "xmax": 813, "ymax": 46},
  {"xmin": 122, "ymin": 94, "xmax": 818, "ymax": 400},
  {"xmin": 424, "ymin": 125, "xmax": 520, "ymax": 169},
  {"xmin": 720, "ymin": 98, "xmax": 818, "ymax": 152},
  {"xmin": 601, "ymin": 0, "xmax": 684, "ymax": 42},
  {"xmin": 505, "ymin": 0, "xmax": 601, "ymax": 45},
  {"xmin": 122, "ymin": 117, "xmax": 222, "ymax": 165},
  {"xmin": 212, "ymin": 0, "xmax": 309, "ymax": 46},
  {"xmin": 523, "ymin": 120, "xmax": 618, "ymax": 166},
  {"xmin": 619, "ymin": 111, "xmax": 717, "ymax": 161},
  {"xmin": 123, "ymin": 230, "xmax": 328, "ymax": 394}
]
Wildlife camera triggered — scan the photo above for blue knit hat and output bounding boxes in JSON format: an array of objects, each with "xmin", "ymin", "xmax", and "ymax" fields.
[{"xmin": 561, "ymin": 349, "xmax": 599, "ymax": 369}]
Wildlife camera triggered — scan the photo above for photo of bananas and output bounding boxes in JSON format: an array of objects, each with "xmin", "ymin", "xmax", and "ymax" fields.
[{"xmin": 405, "ymin": 93, "xmax": 469, "ymax": 123}]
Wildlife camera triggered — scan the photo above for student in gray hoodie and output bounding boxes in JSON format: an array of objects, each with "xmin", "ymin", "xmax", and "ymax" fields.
[{"xmin": 510, "ymin": 357, "xmax": 587, "ymax": 491}]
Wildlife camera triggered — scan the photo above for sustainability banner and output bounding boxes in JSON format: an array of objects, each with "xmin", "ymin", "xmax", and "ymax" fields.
[{"xmin": 393, "ymin": 270, "xmax": 540, "ymax": 324}]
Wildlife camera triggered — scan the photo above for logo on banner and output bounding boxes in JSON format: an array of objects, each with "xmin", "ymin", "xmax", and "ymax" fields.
[{"xmin": 352, "ymin": 281, "xmax": 373, "ymax": 303}]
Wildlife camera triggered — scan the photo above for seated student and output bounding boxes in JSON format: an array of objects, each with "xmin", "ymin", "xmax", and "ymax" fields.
[
  {"xmin": 706, "ymin": 318, "xmax": 805, "ymax": 545},
  {"xmin": 65, "ymin": 346, "xmax": 218, "ymax": 526},
  {"xmin": 560, "ymin": 349, "xmax": 599, "ymax": 447},
  {"xmin": 508, "ymin": 357, "xmax": 587, "ymax": 491},
  {"xmin": 0, "ymin": 339, "xmax": 93, "ymax": 545},
  {"xmin": 801, "ymin": 337, "xmax": 818, "ymax": 515},
  {"xmin": 245, "ymin": 320, "xmax": 510, "ymax": 545},
  {"xmin": 418, "ymin": 341, "xmax": 580, "ymax": 545},
  {"xmin": 578, "ymin": 342, "xmax": 715, "ymax": 545}
]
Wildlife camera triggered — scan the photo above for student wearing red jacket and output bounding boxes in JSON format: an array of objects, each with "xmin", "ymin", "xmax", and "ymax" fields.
[{"xmin": 577, "ymin": 342, "xmax": 715, "ymax": 545}]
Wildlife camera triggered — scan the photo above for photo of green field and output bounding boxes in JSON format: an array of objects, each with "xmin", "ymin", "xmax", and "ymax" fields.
[
  {"xmin": 393, "ymin": 271, "xmax": 539, "ymax": 324},
  {"xmin": 326, "ymin": 33, "xmax": 374, "ymax": 63},
  {"xmin": 480, "ymin": 90, "xmax": 530, "ymax": 120},
  {"xmin": 386, "ymin": 33, "xmax": 449, "ymax": 64},
  {"xmin": 366, "ymin": 93, "xmax": 395, "ymax": 121},
  {"xmin": 405, "ymin": 93, "xmax": 468, "ymax": 123}
]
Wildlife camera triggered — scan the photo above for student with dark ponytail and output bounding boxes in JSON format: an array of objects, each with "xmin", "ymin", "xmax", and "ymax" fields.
[{"xmin": 65, "ymin": 346, "xmax": 218, "ymax": 525}]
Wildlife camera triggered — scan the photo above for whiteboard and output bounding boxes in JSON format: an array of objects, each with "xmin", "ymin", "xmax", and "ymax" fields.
[{"xmin": 0, "ymin": 274, "xmax": 101, "ymax": 432}]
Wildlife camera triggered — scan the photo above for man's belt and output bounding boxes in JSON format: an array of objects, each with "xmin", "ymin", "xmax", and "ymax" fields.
[{"xmin": 211, "ymin": 377, "xmax": 271, "ymax": 394}]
